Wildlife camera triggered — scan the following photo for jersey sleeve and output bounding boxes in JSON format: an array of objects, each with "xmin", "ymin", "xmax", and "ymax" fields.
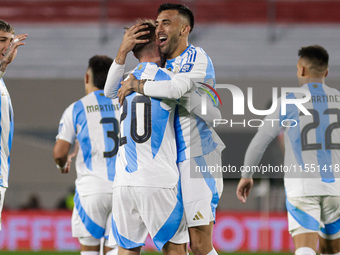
[
  {"xmin": 241, "ymin": 101, "xmax": 284, "ymax": 178},
  {"xmin": 56, "ymin": 103, "xmax": 76, "ymax": 144},
  {"xmin": 143, "ymin": 51, "xmax": 210, "ymax": 99},
  {"xmin": 104, "ymin": 60, "xmax": 125, "ymax": 99},
  {"xmin": 179, "ymin": 89, "xmax": 221, "ymax": 126}
]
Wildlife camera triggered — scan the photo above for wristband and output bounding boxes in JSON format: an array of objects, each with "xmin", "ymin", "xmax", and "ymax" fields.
[{"xmin": 56, "ymin": 162, "xmax": 67, "ymax": 170}]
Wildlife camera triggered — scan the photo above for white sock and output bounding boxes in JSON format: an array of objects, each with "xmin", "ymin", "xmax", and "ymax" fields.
[
  {"xmin": 207, "ymin": 248, "xmax": 218, "ymax": 255},
  {"xmin": 295, "ymin": 247, "xmax": 316, "ymax": 255},
  {"xmin": 80, "ymin": 252, "xmax": 99, "ymax": 255}
]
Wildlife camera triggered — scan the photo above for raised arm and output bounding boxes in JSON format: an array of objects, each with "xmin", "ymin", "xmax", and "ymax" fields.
[
  {"xmin": 104, "ymin": 24, "xmax": 149, "ymax": 98},
  {"xmin": 0, "ymin": 34, "xmax": 27, "ymax": 78}
]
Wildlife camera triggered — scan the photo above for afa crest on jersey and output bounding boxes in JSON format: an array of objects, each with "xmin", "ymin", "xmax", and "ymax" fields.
[{"xmin": 179, "ymin": 63, "xmax": 194, "ymax": 73}]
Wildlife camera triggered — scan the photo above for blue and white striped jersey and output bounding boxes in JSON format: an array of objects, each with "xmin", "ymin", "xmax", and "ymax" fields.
[
  {"xmin": 56, "ymin": 90, "xmax": 120, "ymax": 195},
  {"xmin": 113, "ymin": 62, "xmax": 179, "ymax": 188},
  {"xmin": 0, "ymin": 78, "xmax": 14, "ymax": 188},
  {"xmin": 165, "ymin": 45, "xmax": 225, "ymax": 161},
  {"xmin": 243, "ymin": 83, "xmax": 340, "ymax": 197}
]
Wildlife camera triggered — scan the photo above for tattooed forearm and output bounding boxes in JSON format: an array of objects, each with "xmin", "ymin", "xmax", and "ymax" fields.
[
  {"xmin": 137, "ymin": 79, "xmax": 146, "ymax": 94},
  {"xmin": 116, "ymin": 57, "xmax": 123, "ymax": 65}
]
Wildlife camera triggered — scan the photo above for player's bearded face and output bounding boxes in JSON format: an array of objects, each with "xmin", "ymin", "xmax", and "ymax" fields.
[{"xmin": 156, "ymin": 10, "xmax": 182, "ymax": 58}]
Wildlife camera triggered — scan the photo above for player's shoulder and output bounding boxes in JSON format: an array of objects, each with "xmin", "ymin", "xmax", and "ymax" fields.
[
  {"xmin": 133, "ymin": 62, "xmax": 160, "ymax": 80},
  {"xmin": 70, "ymin": 93, "xmax": 95, "ymax": 114},
  {"xmin": 322, "ymin": 83, "xmax": 340, "ymax": 95},
  {"xmin": 183, "ymin": 45, "xmax": 208, "ymax": 60},
  {"xmin": 181, "ymin": 45, "xmax": 213, "ymax": 68},
  {"xmin": 61, "ymin": 101, "xmax": 77, "ymax": 119}
]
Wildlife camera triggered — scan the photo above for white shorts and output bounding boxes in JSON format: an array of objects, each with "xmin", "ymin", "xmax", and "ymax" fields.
[
  {"xmin": 72, "ymin": 191, "xmax": 113, "ymax": 244},
  {"xmin": 287, "ymin": 196, "xmax": 340, "ymax": 240},
  {"xmin": 110, "ymin": 186, "xmax": 189, "ymax": 250},
  {"xmin": 179, "ymin": 149, "xmax": 223, "ymax": 227},
  {"xmin": 0, "ymin": 186, "xmax": 6, "ymax": 230}
]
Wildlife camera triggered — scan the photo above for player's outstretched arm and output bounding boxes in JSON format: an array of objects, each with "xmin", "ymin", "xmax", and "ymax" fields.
[
  {"xmin": 104, "ymin": 24, "xmax": 149, "ymax": 99},
  {"xmin": 0, "ymin": 34, "xmax": 27, "ymax": 78},
  {"xmin": 119, "ymin": 60, "xmax": 206, "ymax": 103},
  {"xmin": 236, "ymin": 178, "xmax": 254, "ymax": 204}
]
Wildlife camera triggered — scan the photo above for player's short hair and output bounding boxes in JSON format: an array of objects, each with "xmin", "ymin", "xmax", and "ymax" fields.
[
  {"xmin": 158, "ymin": 3, "xmax": 194, "ymax": 33},
  {"xmin": 0, "ymin": 20, "xmax": 14, "ymax": 34},
  {"xmin": 298, "ymin": 45, "xmax": 329, "ymax": 72},
  {"xmin": 132, "ymin": 19, "xmax": 156, "ymax": 59},
  {"xmin": 88, "ymin": 55, "xmax": 113, "ymax": 90}
]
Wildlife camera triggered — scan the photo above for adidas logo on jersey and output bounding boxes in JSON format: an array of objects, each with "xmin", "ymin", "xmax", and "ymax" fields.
[{"xmin": 193, "ymin": 211, "xmax": 204, "ymax": 221}]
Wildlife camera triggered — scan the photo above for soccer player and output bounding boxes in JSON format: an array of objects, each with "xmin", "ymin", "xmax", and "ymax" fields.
[
  {"xmin": 108, "ymin": 20, "xmax": 189, "ymax": 255},
  {"xmin": 236, "ymin": 45, "xmax": 340, "ymax": 255},
  {"xmin": 53, "ymin": 55, "xmax": 119, "ymax": 255},
  {"xmin": 116, "ymin": 4, "xmax": 224, "ymax": 255},
  {"xmin": 0, "ymin": 20, "xmax": 27, "ymax": 230}
]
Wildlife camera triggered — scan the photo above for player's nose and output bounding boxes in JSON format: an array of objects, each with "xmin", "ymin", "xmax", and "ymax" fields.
[{"xmin": 156, "ymin": 24, "xmax": 163, "ymax": 34}]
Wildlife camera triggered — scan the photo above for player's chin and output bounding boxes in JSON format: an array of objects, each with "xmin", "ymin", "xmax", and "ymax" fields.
[{"xmin": 159, "ymin": 44, "xmax": 168, "ymax": 54}]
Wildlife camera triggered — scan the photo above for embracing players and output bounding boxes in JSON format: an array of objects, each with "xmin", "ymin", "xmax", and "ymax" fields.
[{"xmin": 105, "ymin": 3, "xmax": 225, "ymax": 255}]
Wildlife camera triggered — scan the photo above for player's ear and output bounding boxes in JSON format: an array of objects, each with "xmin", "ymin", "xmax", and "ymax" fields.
[
  {"xmin": 301, "ymin": 66, "xmax": 306, "ymax": 77},
  {"xmin": 325, "ymin": 69, "xmax": 329, "ymax": 78},
  {"xmin": 180, "ymin": 25, "xmax": 190, "ymax": 36},
  {"xmin": 84, "ymin": 72, "xmax": 89, "ymax": 84}
]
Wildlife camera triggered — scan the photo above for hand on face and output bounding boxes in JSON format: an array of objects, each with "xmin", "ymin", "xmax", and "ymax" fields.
[{"xmin": 1, "ymin": 33, "xmax": 27, "ymax": 65}]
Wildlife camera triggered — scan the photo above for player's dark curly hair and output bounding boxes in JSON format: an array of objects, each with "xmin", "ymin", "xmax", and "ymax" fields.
[
  {"xmin": 298, "ymin": 45, "xmax": 329, "ymax": 72},
  {"xmin": 88, "ymin": 55, "xmax": 113, "ymax": 90},
  {"xmin": 0, "ymin": 20, "xmax": 14, "ymax": 34},
  {"xmin": 158, "ymin": 3, "xmax": 194, "ymax": 33},
  {"xmin": 132, "ymin": 19, "xmax": 157, "ymax": 59}
]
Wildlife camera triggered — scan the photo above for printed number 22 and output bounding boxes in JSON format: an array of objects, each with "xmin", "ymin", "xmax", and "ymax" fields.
[{"xmin": 300, "ymin": 108, "xmax": 340, "ymax": 151}]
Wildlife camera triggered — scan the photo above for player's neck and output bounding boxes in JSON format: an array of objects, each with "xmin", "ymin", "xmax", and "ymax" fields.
[
  {"xmin": 167, "ymin": 39, "xmax": 189, "ymax": 60},
  {"xmin": 298, "ymin": 77, "xmax": 325, "ymax": 86},
  {"xmin": 86, "ymin": 86, "xmax": 100, "ymax": 95},
  {"xmin": 139, "ymin": 56, "xmax": 161, "ymax": 66}
]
